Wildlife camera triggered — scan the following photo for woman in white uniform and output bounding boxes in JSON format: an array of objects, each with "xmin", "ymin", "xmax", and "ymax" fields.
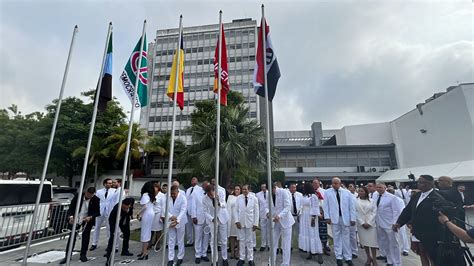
[
  {"xmin": 227, "ymin": 185, "xmax": 241, "ymax": 259},
  {"xmin": 151, "ymin": 182, "xmax": 165, "ymax": 249},
  {"xmin": 300, "ymin": 182, "xmax": 324, "ymax": 264},
  {"xmin": 137, "ymin": 181, "xmax": 156, "ymax": 260},
  {"xmin": 355, "ymin": 186, "xmax": 378, "ymax": 266}
]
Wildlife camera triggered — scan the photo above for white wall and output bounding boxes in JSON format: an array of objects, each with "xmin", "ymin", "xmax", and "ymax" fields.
[
  {"xmin": 335, "ymin": 122, "xmax": 393, "ymax": 145},
  {"xmin": 391, "ymin": 84, "xmax": 474, "ymax": 168}
]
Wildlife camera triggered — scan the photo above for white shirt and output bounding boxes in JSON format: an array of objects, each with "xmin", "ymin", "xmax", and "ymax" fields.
[
  {"xmin": 78, "ymin": 197, "xmax": 90, "ymax": 222},
  {"xmin": 256, "ymin": 191, "xmax": 269, "ymax": 219},
  {"xmin": 234, "ymin": 194, "xmax": 259, "ymax": 228},
  {"xmin": 460, "ymin": 191, "xmax": 465, "ymax": 203},
  {"xmin": 416, "ymin": 188, "xmax": 434, "ymax": 207}
]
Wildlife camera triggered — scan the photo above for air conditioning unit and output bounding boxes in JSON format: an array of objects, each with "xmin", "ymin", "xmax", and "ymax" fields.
[
  {"xmin": 297, "ymin": 166, "xmax": 303, "ymax": 173},
  {"xmin": 370, "ymin": 168, "xmax": 377, "ymax": 172}
]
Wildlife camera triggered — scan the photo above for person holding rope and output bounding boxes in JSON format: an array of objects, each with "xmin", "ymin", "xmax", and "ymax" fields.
[
  {"xmin": 105, "ymin": 198, "xmax": 134, "ymax": 264},
  {"xmin": 163, "ymin": 184, "xmax": 188, "ymax": 266},
  {"xmin": 59, "ymin": 187, "xmax": 100, "ymax": 264}
]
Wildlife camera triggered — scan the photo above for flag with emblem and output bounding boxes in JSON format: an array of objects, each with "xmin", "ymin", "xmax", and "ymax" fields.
[
  {"xmin": 253, "ymin": 18, "xmax": 280, "ymax": 101},
  {"xmin": 213, "ymin": 25, "xmax": 230, "ymax": 106},
  {"xmin": 119, "ymin": 35, "xmax": 148, "ymax": 108}
]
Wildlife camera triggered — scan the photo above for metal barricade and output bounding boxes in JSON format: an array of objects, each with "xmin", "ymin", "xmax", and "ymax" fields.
[{"xmin": 0, "ymin": 202, "xmax": 72, "ymax": 250}]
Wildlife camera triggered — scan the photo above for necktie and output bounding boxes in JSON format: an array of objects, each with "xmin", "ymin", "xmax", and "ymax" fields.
[
  {"xmin": 316, "ymin": 190, "xmax": 324, "ymax": 200},
  {"xmin": 377, "ymin": 194, "xmax": 382, "ymax": 207},
  {"xmin": 370, "ymin": 192, "xmax": 373, "ymax": 199},
  {"xmin": 336, "ymin": 189, "xmax": 342, "ymax": 216},
  {"xmin": 105, "ymin": 189, "xmax": 108, "ymax": 199},
  {"xmin": 190, "ymin": 187, "xmax": 194, "ymax": 195},
  {"xmin": 401, "ymin": 189, "xmax": 405, "ymax": 199},
  {"xmin": 292, "ymin": 193, "xmax": 297, "ymax": 215},
  {"xmin": 245, "ymin": 196, "xmax": 248, "ymax": 206},
  {"xmin": 272, "ymin": 193, "xmax": 276, "ymax": 207},
  {"xmin": 263, "ymin": 192, "xmax": 266, "ymax": 200}
]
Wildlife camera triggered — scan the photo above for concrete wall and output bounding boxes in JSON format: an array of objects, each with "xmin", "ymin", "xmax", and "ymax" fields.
[
  {"xmin": 335, "ymin": 122, "xmax": 393, "ymax": 145},
  {"xmin": 391, "ymin": 84, "xmax": 474, "ymax": 168}
]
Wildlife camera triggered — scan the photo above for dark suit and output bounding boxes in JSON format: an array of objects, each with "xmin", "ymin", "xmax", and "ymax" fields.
[
  {"xmin": 397, "ymin": 190, "xmax": 464, "ymax": 266},
  {"xmin": 106, "ymin": 198, "xmax": 134, "ymax": 255},
  {"xmin": 439, "ymin": 187, "xmax": 465, "ymax": 222},
  {"xmin": 65, "ymin": 194, "xmax": 100, "ymax": 258}
]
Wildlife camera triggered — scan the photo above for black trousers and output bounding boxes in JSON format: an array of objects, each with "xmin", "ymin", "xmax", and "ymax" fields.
[
  {"xmin": 65, "ymin": 221, "xmax": 93, "ymax": 257},
  {"xmin": 106, "ymin": 218, "xmax": 130, "ymax": 254}
]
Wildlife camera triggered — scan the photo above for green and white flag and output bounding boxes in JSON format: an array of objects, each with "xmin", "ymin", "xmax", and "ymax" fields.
[{"xmin": 120, "ymin": 35, "xmax": 148, "ymax": 108}]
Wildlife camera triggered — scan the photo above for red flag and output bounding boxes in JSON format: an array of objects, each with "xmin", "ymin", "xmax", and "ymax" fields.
[{"xmin": 213, "ymin": 25, "xmax": 230, "ymax": 106}]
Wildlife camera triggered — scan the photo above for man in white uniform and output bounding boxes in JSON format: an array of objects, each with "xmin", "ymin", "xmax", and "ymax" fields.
[
  {"xmin": 374, "ymin": 183, "xmax": 403, "ymax": 266},
  {"xmin": 191, "ymin": 181, "xmax": 210, "ymax": 264},
  {"xmin": 267, "ymin": 184, "xmax": 295, "ymax": 266},
  {"xmin": 289, "ymin": 183, "xmax": 302, "ymax": 250},
  {"xmin": 323, "ymin": 177, "xmax": 356, "ymax": 266},
  {"xmin": 256, "ymin": 184, "xmax": 270, "ymax": 251},
  {"xmin": 235, "ymin": 185, "xmax": 259, "ymax": 266},
  {"xmin": 163, "ymin": 185, "xmax": 188, "ymax": 266},
  {"xmin": 388, "ymin": 187, "xmax": 410, "ymax": 256},
  {"xmin": 91, "ymin": 178, "xmax": 115, "ymax": 251},
  {"xmin": 202, "ymin": 184, "xmax": 229, "ymax": 266},
  {"xmin": 347, "ymin": 183, "xmax": 359, "ymax": 258},
  {"xmin": 185, "ymin": 177, "xmax": 202, "ymax": 246}
]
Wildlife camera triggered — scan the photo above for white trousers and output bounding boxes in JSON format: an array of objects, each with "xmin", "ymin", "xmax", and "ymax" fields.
[
  {"xmin": 260, "ymin": 218, "xmax": 270, "ymax": 247},
  {"xmin": 273, "ymin": 223, "xmax": 292, "ymax": 266},
  {"xmin": 238, "ymin": 228, "xmax": 255, "ymax": 261},
  {"xmin": 168, "ymin": 226, "xmax": 185, "ymax": 261},
  {"xmin": 377, "ymin": 227, "xmax": 401, "ymax": 266},
  {"xmin": 332, "ymin": 222, "xmax": 352, "ymax": 261},
  {"xmin": 186, "ymin": 214, "xmax": 194, "ymax": 244},
  {"xmin": 350, "ymin": 224, "xmax": 358, "ymax": 255},
  {"xmin": 210, "ymin": 222, "xmax": 228, "ymax": 261},
  {"xmin": 292, "ymin": 216, "xmax": 299, "ymax": 249},
  {"xmin": 194, "ymin": 223, "xmax": 210, "ymax": 258},
  {"xmin": 398, "ymin": 225, "xmax": 410, "ymax": 252},
  {"xmin": 92, "ymin": 215, "xmax": 110, "ymax": 246}
]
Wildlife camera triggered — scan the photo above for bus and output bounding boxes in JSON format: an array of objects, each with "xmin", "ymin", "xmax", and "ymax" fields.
[{"xmin": 0, "ymin": 179, "xmax": 52, "ymax": 248}]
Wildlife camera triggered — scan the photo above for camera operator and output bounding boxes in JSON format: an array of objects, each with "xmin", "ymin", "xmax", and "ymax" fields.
[
  {"xmin": 438, "ymin": 212, "xmax": 474, "ymax": 243},
  {"xmin": 437, "ymin": 176, "xmax": 465, "ymax": 222},
  {"xmin": 393, "ymin": 175, "xmax": 462, "ymax": 266}
]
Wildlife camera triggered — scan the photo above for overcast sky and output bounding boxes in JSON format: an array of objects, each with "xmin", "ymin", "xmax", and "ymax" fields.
[{"xmin": 1, "ymin": 0, "xmax": 472, "ymax": 130}]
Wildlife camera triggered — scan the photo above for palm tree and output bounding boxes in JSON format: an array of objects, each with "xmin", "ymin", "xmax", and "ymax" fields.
[
  {"xmin": 107, "ymin": 123, "xmax": 146, "ymax": 163},
  {"xmin": 145, "ymin": 132, "xmax": 186, "ymax": 178},
  {"xmin": 72, "ymin": 136, "xmax": 111, "ymax": 187},
  {"xmin": 184, "ymin": 91, "xmax": 276, "ymax": 187}
]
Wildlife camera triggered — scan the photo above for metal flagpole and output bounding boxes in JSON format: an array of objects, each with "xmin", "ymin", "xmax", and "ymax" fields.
[
  {"xmin": 109, "ymin": 20, "xmax": 147, "ymax": 265},
  {"xmin": 65, "ymin": 22, "xmax": 112, "ymax": 266},
  {"xmin": 261, "ymin": 5, "xmax": 276, "ymax": 266},
  {"xmin": 161, "ymin": 15, "xmax": 183, "ymax": 266},
  {"xmin": 22, "ymin": 25, "xmax": 78, "ymax": 265},
  {"xmin": 212, "ymin": 10, "xmax": 223, "ymax": 266}
]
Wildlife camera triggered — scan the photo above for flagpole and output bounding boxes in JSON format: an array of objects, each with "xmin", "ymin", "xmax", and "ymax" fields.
[
  {"xmin": 261, "ymin": 5, "xmax": 276, "ymax": 266},
  {"xmin": 212, "ymin": 10, "xmax": 223, "ymax": 266},
  {"xmin": 110, "ymin": 20, "xmax": 147, "ymax": 265},
  {"xmin": 161, "ymin": 15, "xmax": 183, "ymax": 266},
  {"xmin": 65, "ymin": 23, "xmax": 112, "ymax": 266},
  {"xmin": 22, "ymin": 25, "xmax": 78, "ymax": 265}
]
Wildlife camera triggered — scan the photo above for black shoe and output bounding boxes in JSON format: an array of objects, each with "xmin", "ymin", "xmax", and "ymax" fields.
[
  {"xmin": 59, "ymin": 258, "xmax": 67, "ymax": 264},
  {"xmin": 177, "ymin": 259, "xmax": 183, "ymax": 265},
  {"xmin": 121, "ymin": 251, "xmax": 134, "ymax": 256},
  {"xmin": 323, "ymin": 247, "xmax": 331, "ymax": 256},
  {"xmin": 185, "ymin": 243, "xmax": 193, "ymax": 247},
  {"xmin": 376, "ymin": 256, "xmax": 387, "ymax": 261},
  {"xmin": 317, "ymin": 254, "xmax": 324, "ymax": 264},
  {"xmin": 336, "ymin": 259, "xmax": 344, "ymax": 266},
  {"xmin": 260, "ymin": 247, "xmax": 266, "ymax": 251},
  {"xmin": 352, "ymin": 254, "xmax": 358, "ymax": 259},
  {"xmin": 387, "ymin": 264, "xmax": 394, "ymax": 266},
  {"xmin": 195, "ymin": 257, "xmax": 201, "ymax": 264},
  {"xmin": 306, "ymin": 253, "xmax": 312, "ymax": 260},
  {"xmin": 207, "ymin": 247, "xmax": 211, "ymax": 253},
  {"xmin": 222, "ymin": 259, "xmax": 229, "ymax": 266},
  {"xmin": 253, "ymin": 247, "xmax": 257, "ymax": 251},
  {"xmin": 137, "ymin": 254, "xmax": 148, "ymax": 260},
  {"xmin": 324, "ymin": 246, "xmax": 331, "ymax": 252},
  {"xmin": 402, "ymin": 251, "xmax": 409, "ymax": 256},
  {"xmin": 218, "ymin": 246, "xmax": 221, "ymax": 251},
  {"xmin": 346, "ymin": 260, "xmax": 354, "ymax": 266},
  {"xmin": 248, "ymin": 261, "xmax": 255, "ymax": 266},
  {"xmin": 89, "ymin": 245, "xmax": 97, "ymax": 251},
  {"xmin": 237, "ymin": 260, "xmax": 245, "ymax": 266},
  {"xmin": 201, "ymin": 256, "xmax": 210, "ymax": 262},
  {"xmin": 167, "ymin": 261, "xmax": 174, "ymax": 266},
  {"xmin": 80, "ymin": 256, "xmax": 89, "ymax": 262}
]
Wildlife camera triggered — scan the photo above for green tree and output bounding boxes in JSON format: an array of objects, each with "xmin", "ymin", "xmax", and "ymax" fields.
[
  {"xmin": 107, "ymin": 123, "xmax": 146, "ymax": 163},
  {"xmin": 72, "ymin": 136, "xmax": 111, "ymax": 187},
  {"xmin": 145, "ymin": 132, "xmax": 186, "ymax": 178},
  {"xmin": 184, "ymin": 91, "xmax": 277, "ymax": 187}
]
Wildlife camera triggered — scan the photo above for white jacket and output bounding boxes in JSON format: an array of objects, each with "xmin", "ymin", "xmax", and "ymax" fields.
[
  {"xmin": 202, "ymin": 193, "xmax": 229, "ymax": 225},
  {"xmin": 265, "ymin": 187, "xmax": 295, "ymax": 229},
  {"xmin": 186, "ymin": 185, "xmax": 203, "ymax": 214},
  {"xmin": 234, "ymin": 194, "xmax": 259, "ymax": 228},
  {"xmin": 162, "ymin": 191, "xmax": 188, "ymax": 228},
  {"xmin": 374, "ymin": 192, "xmax": 403, "ymax": 229},
  {"xmin": 256, "ymin": 190, "xmax": 269, "ymax": 219},
  {"xmin": 323, "ymin": 187, "xmax": 357, "ymax": 226},
  {"xmin": 191, "ymin": 190, "xmax": 207, "ymax": 225},
  {"xmin": 96, "ymin": 187, "xmax": 117, "ymax": 217}
]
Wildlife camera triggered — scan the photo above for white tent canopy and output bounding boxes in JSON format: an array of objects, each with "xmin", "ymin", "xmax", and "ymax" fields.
[{"xmin": 376, "ymin": 160, "xmax": 474, "ymax": 182}]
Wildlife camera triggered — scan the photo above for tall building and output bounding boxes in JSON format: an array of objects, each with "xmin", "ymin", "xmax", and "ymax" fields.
[{"xmin": 140, "ymin": 18, "xmax": 265, "ymax": 146}]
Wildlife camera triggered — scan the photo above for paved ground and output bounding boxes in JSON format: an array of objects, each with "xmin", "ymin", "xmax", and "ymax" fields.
[{"xmin": 0, "ymin": 220, "xmax": 422, "ymax": 266}]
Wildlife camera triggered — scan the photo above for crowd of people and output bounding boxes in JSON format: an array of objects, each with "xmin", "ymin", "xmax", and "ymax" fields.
[{"xmin": 58, "ymin": 175, "xmax": 472, "ymax": 266}]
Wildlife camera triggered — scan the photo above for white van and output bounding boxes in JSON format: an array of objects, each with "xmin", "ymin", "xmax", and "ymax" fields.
[{"xmin": 0, "ymin": 180, "xmax": 52, "ymax": 248}]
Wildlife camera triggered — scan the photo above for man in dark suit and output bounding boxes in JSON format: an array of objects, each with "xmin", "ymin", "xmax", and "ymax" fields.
[
  {"xmin": 60, "ymin": 187, "xmax": 100, "ymax": 264},
  {"xmin": 437, "ymin": 176, "xmax": 465, "ymax": 222},
  {"xmin": 105, "ymin": 197, "xmax": 134, "ymax": 263},
  {"xmin": 394, "ymin": 175, "xmax": 464, "ymax": 266}
]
